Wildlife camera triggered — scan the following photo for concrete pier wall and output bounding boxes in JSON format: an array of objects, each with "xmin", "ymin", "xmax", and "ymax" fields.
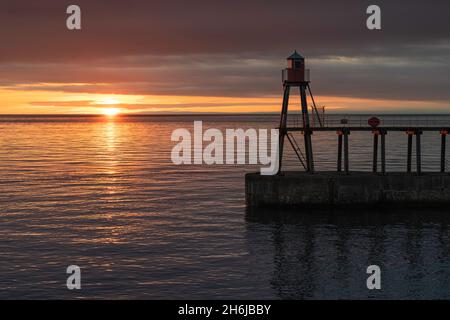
[{"xmin": 245, "ymin": 172, "xmax": 450, "ymax": 208}]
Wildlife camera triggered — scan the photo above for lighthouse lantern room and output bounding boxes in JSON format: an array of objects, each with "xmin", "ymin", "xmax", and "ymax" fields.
[{"xmin": 282, "ymin": 50, "xmax": 309, "ymax": 84}]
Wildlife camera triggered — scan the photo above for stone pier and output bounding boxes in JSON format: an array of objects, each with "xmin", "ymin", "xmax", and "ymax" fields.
[{"xmin": 245, "ymin": 172, "xmax": 450, "ymax": 208}]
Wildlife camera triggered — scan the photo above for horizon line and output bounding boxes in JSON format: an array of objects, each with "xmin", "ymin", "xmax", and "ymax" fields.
[{"xmin": 3, "ymin": 112, "xmax": 450, "ymax": 116}]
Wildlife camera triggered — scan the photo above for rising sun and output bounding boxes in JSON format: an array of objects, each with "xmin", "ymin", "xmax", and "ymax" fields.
[{"xmin": 102, "ymin": 108, "xmax": 121, "ymax": 116}]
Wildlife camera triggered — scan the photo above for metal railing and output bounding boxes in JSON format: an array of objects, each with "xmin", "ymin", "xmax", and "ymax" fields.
[{"xmin": 287, "ymin": 114, "xmax": 450, "ymax": 128}]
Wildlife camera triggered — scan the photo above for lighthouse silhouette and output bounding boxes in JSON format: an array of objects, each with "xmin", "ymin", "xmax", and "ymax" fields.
[{"xmin": 278, "ymin": 51, "xmax": 321, "ymax": 173}]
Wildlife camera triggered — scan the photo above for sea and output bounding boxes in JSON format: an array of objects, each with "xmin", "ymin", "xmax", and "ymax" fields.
[{"xmin": 0, "ymin": 114, "xmax": 450, "ymax": 299}]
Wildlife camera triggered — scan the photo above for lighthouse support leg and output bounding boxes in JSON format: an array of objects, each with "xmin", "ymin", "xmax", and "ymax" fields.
[
  {"xmin": 300, "ymin": 86, "xmax": 314, "ymax": 172},
  {"xmin": 277, "ymin": 86, "xmax": 290, "ymax": 174}
]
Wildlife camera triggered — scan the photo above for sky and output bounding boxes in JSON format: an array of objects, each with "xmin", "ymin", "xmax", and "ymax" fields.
[{"xmin": 1, "ymin": 0, "xmax": 450, "ymax": 114}]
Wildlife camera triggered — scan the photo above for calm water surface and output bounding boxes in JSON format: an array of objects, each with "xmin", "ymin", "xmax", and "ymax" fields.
[{"xmin": 0, "ymin": 115, "xmax": 449, "ymax": 299}]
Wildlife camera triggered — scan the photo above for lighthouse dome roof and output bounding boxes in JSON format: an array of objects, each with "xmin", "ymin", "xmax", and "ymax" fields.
[{"xmin": 287, "ymin": 50, "xmax": 304, "ymax": 60}]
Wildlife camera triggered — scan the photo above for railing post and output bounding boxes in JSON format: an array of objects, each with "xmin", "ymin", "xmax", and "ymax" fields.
[
  {"xmin": 337, "ymin": 130, "xmax": 343, "ymax": 172},
  {"xmin": 343, "ymin": 128, "xmax": 350, "ymax": 175},
  {"xmin": 372, "ymin": 130, "xmax": 379, "ymax": 173},
  {"xmin": 407, "ymin": 130, "xmax": 413, "ymax": 173},
  {"xmin": 416, "ymin": 130, "xmax": 422, "ymax": 175},
  {"xmin": 441, "ymin": 130, "xmax": 448, "ymax": 173},
  {"xmin": 380, "ymin": 129, "xmax": 386, "ymax": 175}
]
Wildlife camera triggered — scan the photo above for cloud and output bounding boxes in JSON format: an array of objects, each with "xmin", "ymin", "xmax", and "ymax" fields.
[
  {"xmin": 29, "ymin": 100, "xmax": 94, "ymax": 107},
  {"xmin": 2, "ymin": 0, "xmax": 450, "ymax": 111},
  {"xmin": 28, "ymin": 99, "xmax": 277, "ymax": 110},
  {"xmin": 2, "ymin": 50, "xmax": 450, "ymax": 103},
  {"xmin": 2, "ymin": 0, "xmax": 450, "ymax": 61}
]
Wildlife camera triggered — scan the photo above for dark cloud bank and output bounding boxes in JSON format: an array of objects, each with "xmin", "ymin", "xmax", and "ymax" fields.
[{"xmin": 1, "ymin": 0, "xmax": 450, "ymax": 104}]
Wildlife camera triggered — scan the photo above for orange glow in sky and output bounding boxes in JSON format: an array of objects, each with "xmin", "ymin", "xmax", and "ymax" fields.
[{"xmin": 1, "ymin": 86, "xmax": 449, "ymax": 114}]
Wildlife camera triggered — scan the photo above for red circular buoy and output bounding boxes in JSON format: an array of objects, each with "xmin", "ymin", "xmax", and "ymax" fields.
[{"xmin": 368, "ymin": 117, "xmax": 380, "ymax": 128}]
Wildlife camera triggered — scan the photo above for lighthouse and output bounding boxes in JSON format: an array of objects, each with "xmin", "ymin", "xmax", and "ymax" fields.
[{"xmin": 278, "ymin": 51, "xmax": 318, "ymax": 173}]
